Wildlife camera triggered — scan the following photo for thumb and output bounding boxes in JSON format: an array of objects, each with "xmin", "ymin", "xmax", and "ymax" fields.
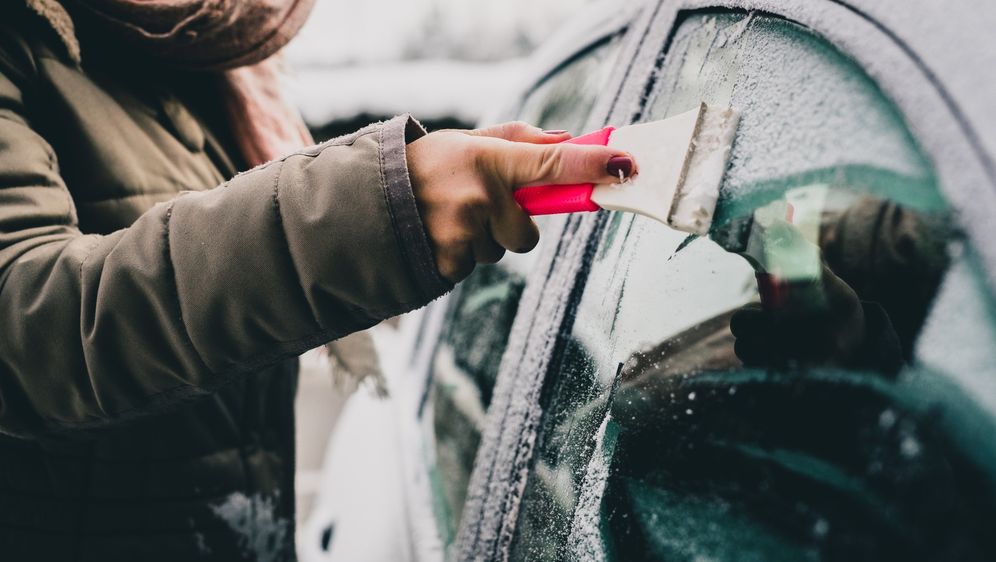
[{"xmin": 490, "ymin": 141, "xmax": 637, "ymax": 188}]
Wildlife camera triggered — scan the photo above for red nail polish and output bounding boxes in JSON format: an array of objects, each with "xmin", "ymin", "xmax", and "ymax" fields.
[
  {"xmin": 606, "ymin": 156, "xmax": 634, "ymax": 179},
  {"xmin": 543, "ymin": 129, "xmax": 569, "ymax": 135}
]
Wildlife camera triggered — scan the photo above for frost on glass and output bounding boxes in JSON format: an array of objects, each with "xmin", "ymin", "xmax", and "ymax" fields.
[
  {"xmin": 517, "ymin": 35, "xmax": 624, "ymax": 134},
  {"xmin": 421, "ymin": 36, "xmax": 625, "ymax": 549},
  {"xmin": 425, "ymin": 264, "xmax": 526, "ymax": 547},
  {"xmin": 510, "ymin": 13, "xmax": 996, "ymax": 562}
]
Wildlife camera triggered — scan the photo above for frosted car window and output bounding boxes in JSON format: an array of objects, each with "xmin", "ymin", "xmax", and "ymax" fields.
[
  {"xmin": 421, "ymin": 36, "xmax": 624, "ymax": 548},
  {"xmin": 423, "ymin": 264, "xmax": 526, "ymax": 547},
  {"xmin": 517, "ymin": 35, "xmax": 624, "ymax": 134},
  {"xmin": 510, "ymin": 13, "xmax": 996, "ymax": 561}
]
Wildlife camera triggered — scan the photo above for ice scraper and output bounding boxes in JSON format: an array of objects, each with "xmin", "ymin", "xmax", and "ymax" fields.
[
  {"xmin": 514, "ymin": 103, "xmax": 819, "ymax": 310},
  {"xmin": 514, "ymin": 102, "xmax": 740, "ymax": 236}
]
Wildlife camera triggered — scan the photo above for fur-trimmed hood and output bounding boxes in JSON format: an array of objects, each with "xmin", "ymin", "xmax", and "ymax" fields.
[{"xmin": 24, "ymin": 0, "xmax": 80, "ymax": 64}]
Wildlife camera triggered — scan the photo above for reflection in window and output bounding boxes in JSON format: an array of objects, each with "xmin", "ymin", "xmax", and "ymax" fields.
[
  {"xmin": 421, "ymin": 35, "xmax": 626, "ymax": 548},
  {"xmin": 511, "ymin": 12, "xmax": 996, "ymax": 562}
]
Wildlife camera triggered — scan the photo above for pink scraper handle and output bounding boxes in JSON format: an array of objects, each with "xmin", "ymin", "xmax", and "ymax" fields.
[{"xmin": 514, "ymin": 126, "xmax": 615, "ymax": 215}]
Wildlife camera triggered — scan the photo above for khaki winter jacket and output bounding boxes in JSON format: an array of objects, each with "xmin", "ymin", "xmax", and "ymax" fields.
[{"xmin": 0, "ymin": 3, "xmax": 448, "ymax": 559}]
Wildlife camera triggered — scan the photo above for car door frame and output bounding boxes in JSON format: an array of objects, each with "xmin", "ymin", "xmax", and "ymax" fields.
[
  {"xmin": 453, "ymin": 1, "xmax": 996, "ymax": 561},
  {"xmin": 390, "ymin": 4, "xmax": 650, "ymax": 561},
  {"xmin": 445, "ymin": 3, "xmax": 658, "ymax": 559}
]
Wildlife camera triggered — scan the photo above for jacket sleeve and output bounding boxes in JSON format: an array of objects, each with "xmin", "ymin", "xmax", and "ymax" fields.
[{"xmin": 0, "ymin": 53, "xmax": 450, "ymax": 437}]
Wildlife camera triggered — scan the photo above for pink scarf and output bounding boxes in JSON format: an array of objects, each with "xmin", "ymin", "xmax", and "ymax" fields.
[{"xmin": 31, "ymin": 0, "xmax": 317, "ymax": 167}]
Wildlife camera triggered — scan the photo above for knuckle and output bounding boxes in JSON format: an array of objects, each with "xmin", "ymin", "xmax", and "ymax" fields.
[
  {"xmin": 467, "ymin": 140, "xmax": 493, "ymax": 175},
  {"xmin": 456, "ymin": 185, "xmax": 492, "ymax": 213},
  {"xmin": 438, "ymin": 261, "xmax": 460, "ymax": 282},
  {"xmin": 537, "ymin": 145, "xmax": 565, "ymax": 178},
  {"xmin": 437, "ymin": 247, "xmax": 475, "ymax": 282},
  {"xmin": 439, "ymin": 227, "xmax": 472, "ymax": 250},
  {"xmin": 582, "ymin": 146, "xmax": 611, "ymax": 175},
  {"xmin": 450, "ymin": 207, "xmax": 475, "ymax": 232},
  {"xmin": 452, "ymin": 140, "xmax": 481, "ymax": 167},
  {"xmin": 505, "ymin": 121, "xmax": 531, "ymax": 136}
]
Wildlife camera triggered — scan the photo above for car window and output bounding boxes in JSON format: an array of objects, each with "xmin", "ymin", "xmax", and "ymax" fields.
[
  {"xmin": 517, "ymin": 34, "xmax": 625, "ymax": 133},
  {"xmin": 510, "ymin": 12, "xmax": 996, "ymax": 561},
  {"xmin": 421, "ymin": 35, "xmax": 626, "ymax": 548}
]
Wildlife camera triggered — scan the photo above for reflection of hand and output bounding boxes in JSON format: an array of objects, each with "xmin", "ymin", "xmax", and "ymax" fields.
[
  {"xmin": 407, "ymin": 122, "xmax": 635, "ymax": 282},
  {"xmin": 730, "ymin": 264, "xmax": 866, "ymax": 367}
]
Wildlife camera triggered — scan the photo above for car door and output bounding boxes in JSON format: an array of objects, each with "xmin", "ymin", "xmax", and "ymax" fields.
[
  {"xmin": 455, "ymin": 2, "xmax": 996, "ymax": 561},
  {"xmin": 405, "ymin": 4, "xmax": 642, "ymax": 560}
]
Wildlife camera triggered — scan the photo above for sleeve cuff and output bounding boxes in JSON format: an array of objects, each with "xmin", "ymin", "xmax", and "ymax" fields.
[{"xmin": 378, "ymin": 114, "xmax": 453, "ymax": 301}]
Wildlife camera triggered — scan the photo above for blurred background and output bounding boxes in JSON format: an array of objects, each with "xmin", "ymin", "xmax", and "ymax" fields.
[
  {"xmin": 283, "ymin": 0, "xmax": 591, "ymax": 140},
  {"xmin": 282, "ymin": 0, "xmax": 590, "ymax": 524}
]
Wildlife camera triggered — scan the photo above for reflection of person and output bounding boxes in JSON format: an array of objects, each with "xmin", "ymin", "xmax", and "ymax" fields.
[
  {"xmin": 731, "ymin": 196, "xmax": 950, "ymax": 373},
  {"xmin": 599, "ymin": 199, "xmax": 967, "ymax": 562},
  {"xmin": 619, "ymin": 195, "xmax": 950, "ymax": 394},
  {"xmin": 732, "ymin": 263, "xmax": 904, "ymax": 372},
  {"xmin": 0, "ymin": 1, "xmax": 635, "ymax": 558}
]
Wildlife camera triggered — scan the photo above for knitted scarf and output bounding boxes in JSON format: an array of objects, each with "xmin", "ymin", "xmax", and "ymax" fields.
[{"xmin": 27, "ymin": 0, "xmax": 317, "ymax": 166}]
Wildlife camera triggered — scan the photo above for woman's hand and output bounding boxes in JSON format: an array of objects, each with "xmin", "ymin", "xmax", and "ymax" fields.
[{"xmin": 406, "ymin": 122, "xmax": 636, "ymax": 282}]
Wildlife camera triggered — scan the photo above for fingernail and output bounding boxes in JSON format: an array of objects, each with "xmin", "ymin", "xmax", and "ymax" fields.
[
  {"xmin": 542, "ymin": 129, "xmax": 569, "ymax": 135},
  {"xmin": 606, "ymin": 156, "xmax": 634, "ymax": 179}
]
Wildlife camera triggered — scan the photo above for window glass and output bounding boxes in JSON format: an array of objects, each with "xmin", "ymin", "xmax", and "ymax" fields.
[
  {"xmin": 421, "ymin": 36, "xmax": 625, "ymax": 547},
  {"xmin": 518, "ymin": 34, "xmax": 624, "ymax": 134},
  {"xmin": 511, "ymin": 12, "xmax": 996, "ymax": 561}
]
